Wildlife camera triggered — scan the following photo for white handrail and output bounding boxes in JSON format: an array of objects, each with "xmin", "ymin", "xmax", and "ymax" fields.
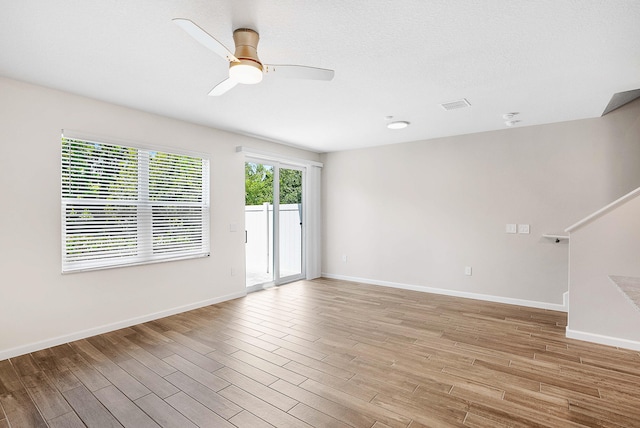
[{"xmin": 565, "ymin": 187, "xmax": 640, "ymax": 232}]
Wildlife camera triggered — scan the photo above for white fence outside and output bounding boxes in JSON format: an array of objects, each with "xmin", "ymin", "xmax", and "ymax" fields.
[{"xmin": 245, "ymin": 203, "xmax": 302, "ymax": 285}]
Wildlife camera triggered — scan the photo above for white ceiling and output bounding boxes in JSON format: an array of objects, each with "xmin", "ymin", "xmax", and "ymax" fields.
[{"xmin": 1, "ymin": 0, "xmax": 639, "ymax": 153}]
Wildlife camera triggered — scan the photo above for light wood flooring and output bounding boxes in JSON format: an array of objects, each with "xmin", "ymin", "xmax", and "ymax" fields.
[{"xmin": 2, "ymin": 278, "xmax": 640, "ymax": 427}]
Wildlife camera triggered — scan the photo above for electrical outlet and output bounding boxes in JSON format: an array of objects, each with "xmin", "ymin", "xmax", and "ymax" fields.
[
  {"xmin": 506, "ymin": 224, "xmax": 517, "ymax": 234},
  {"xmin": 518, "ymin": 224, "xmax": 530, "ymax": 234},
  {"xmin": 464, "ymin": 266, "xmax": 472, "ymax": 276}
]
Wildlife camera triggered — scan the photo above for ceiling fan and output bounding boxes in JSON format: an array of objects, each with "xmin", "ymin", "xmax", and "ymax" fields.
[{"xmin": 173, "ymin": 18, "xmax": 335, "ymax": 96}]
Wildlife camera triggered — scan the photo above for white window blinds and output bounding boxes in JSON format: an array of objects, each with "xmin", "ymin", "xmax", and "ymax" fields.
[{"xmin": 61, "ymin": 135, "xmax": 210, "ymax": 272}]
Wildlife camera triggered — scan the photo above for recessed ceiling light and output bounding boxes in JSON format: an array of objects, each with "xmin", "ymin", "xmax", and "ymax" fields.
[{"xmin": 387, "ymin": 121, "xmax": 410, "ymax": 129}]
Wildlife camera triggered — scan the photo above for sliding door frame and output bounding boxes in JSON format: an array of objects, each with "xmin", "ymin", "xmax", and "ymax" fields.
[{"xmin": 245, "ymin": 156, "xmax": 306, "ymax": 292}]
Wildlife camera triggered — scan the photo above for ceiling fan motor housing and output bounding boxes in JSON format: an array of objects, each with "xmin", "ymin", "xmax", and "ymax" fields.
[{"xmin": 231, "ymin": 28, "xmax": 263, "ymax": 71}]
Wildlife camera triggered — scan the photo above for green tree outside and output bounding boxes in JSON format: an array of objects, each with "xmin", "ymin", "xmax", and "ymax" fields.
[
  {"xmin": 279, "ymin": 168, "xmax": 302, "ymax": 204},
  {"xmin": 245, "ymin": 162, "xmax": 302, "ymax": 205},
  {"xmin": 245, "ymin": 162, "xmax": 273, "ymax": 205}
]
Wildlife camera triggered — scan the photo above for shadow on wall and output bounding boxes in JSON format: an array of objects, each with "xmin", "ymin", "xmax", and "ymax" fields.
[{"xmin": 602, "ymin": 97, "xmax": 640, "ymax": 201}]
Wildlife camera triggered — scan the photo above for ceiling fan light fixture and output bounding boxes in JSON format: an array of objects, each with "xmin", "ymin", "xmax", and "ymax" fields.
[
  {"xmin": 229, "ymin": 28, "xmax": 263, "ymax": 84},
  {"xmin": 174, "ymin": 20, "xmax": 335, "ymax": 95},
  {"xmin": 229, "ymin": 60, "xmax": 263, "ymax": 84}
]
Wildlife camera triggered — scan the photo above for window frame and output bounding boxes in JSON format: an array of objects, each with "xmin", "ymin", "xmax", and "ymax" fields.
[{"xmin": 61, "ymin": 131, "xmax": 210, "ymax": 273}]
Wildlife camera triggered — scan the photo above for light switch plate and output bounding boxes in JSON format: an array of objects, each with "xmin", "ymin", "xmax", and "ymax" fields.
[
  {"xmin": 518, "ymin": 224, "xmax": 530, "ymax": 234},
  {"xmin": 506, "ymin": 224, "xmax": 517, "ymax": 234}
]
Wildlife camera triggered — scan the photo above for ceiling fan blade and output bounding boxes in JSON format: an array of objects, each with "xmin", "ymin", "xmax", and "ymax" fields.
[
  {"xmin": 173, "ymin": 18, "xmax": 239, "ymax": 63},
  {"xmin": 208, "ymin": 78, "xmax": 238, "ymax": 96},
  {"xmin": 264, "ymin": 65, "xmax": 334, "ymax": 81}
]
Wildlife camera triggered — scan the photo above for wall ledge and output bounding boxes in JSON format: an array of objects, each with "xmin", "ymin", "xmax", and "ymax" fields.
[
  {"xmin": 0, "ymin": 290, "xmax": 247, "ymax": 361},
  {"xmin": 566, "ymin": 328, "xmax": 640, "ymax": 352},
  {"xmin": 322, "ymin": 273, "xmax": 568, "ymax": 312}
]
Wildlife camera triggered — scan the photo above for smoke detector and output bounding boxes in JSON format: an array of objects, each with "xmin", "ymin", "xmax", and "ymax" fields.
[{"xmin": 503, "ymin": 112, "xmax": 521, "ymax": 126}]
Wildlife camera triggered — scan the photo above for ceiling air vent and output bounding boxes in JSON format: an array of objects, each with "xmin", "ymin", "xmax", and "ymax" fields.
[{"xmin": 440, "ymin": 98, "xmax": 471, "ymax": 111}]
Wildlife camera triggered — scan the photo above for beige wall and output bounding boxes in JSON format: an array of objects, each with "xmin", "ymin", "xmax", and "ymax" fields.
[
  {"xmin": 2, "ymin": 74, "xmax": 639, "ymax": 358},
  {"xmin": 321, "ymin": 99, "xmax": 640, "ymax": 306},
  {"xmin": 0, "ymin": 77, "xmax": 320, "ymax": 359},
  {"xmin": 567, "ymin": 191, "xmax": 640, "ymax": 346}
]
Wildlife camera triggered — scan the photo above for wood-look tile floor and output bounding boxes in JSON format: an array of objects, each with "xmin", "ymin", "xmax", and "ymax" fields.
[{"xmin": 2, "ymin": 278, "xmax": 640, "ymax": 427}]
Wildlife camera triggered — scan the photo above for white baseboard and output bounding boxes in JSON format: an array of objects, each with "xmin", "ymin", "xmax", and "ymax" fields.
[
  {"xmin": 566, "ymin": 328, "xmax": 640, "ymax": 351},
  {"xmin": 0, "ymin": 290, "xmax": 246, "ymax": 361},
  {"xmin": 321, "ymin": 273, "xmax": 568, "ymax": 312}
]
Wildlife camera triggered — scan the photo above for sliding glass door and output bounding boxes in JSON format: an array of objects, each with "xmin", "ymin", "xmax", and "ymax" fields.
[
  {"xmin": 278, "ymin": 166, "xmax": 303, "ymax": 281},
  {"xmin": 245, "ymin": 162, "xmax": 274, "ymax": 287},
  {"xmin": 245, "ymin": 160, "xmax": 305, "ymax": 290}
]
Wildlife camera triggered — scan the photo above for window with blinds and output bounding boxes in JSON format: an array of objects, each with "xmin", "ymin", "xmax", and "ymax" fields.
[{"xmin": 61, "ymin": 135, "xmax": 210, "ymax": 272}]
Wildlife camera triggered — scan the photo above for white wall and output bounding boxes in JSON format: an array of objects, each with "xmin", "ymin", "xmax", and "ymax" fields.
[
  {"xmin": 567, "ymin": 189, "xmax": 640, "ymax": 349},
  {"xmin": 0, "ymin": 77, "xmax": 320, "ymax": 359},
  {"xmin": 321, "ymin": 99, "xmax": 640, "ymax": 307}
]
